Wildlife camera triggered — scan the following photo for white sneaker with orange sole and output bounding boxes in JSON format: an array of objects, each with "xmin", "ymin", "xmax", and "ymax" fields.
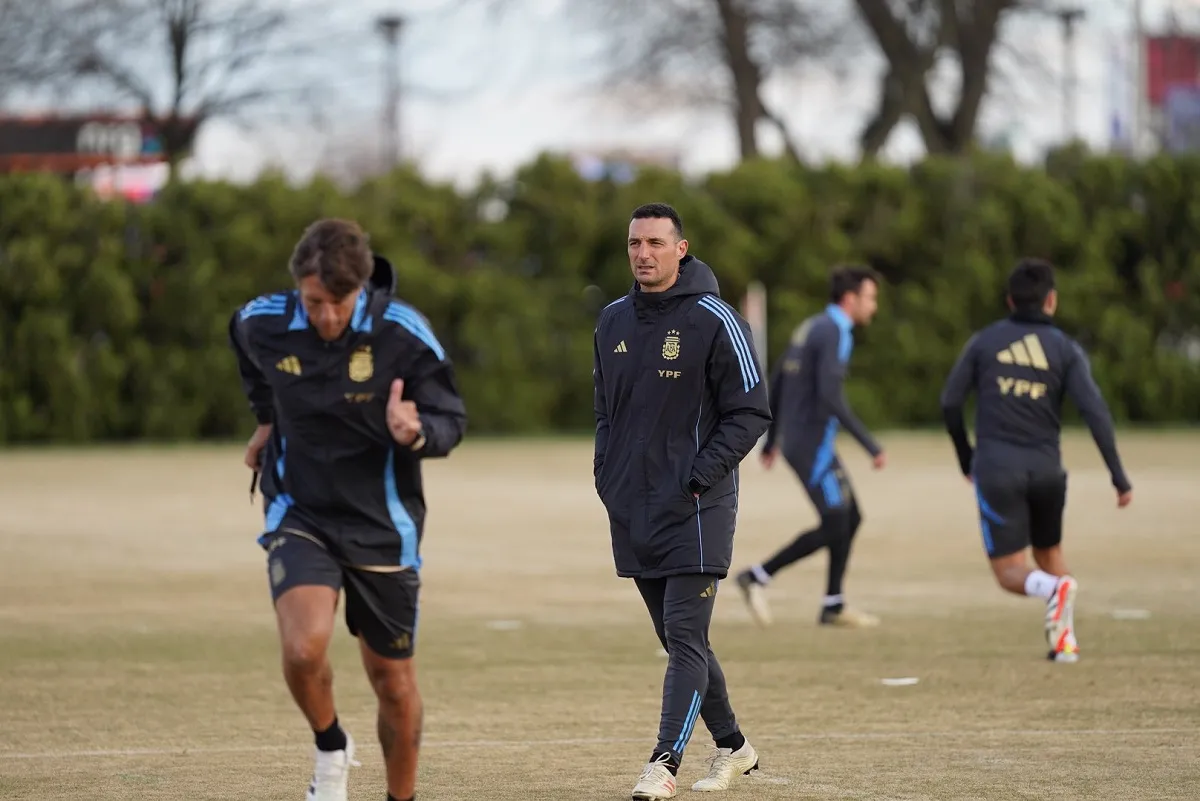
[{"xmin": 1046, "ymin": 576, "xmax": 1079, "ymax": 663}]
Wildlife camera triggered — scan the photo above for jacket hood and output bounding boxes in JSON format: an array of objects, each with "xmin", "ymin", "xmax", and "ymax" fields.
[
  {"xmin": 630, "ymin": 255, "xmax": 721, "ymax": 302},
  {"xmin": 370, "ymin": 255, "xmax": 398, "ymax": 296}
]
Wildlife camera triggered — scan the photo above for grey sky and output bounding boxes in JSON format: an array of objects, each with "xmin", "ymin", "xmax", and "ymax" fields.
[{"xmin": 184, "ymin": 0, "xmax": 1200, "ymax": 186}]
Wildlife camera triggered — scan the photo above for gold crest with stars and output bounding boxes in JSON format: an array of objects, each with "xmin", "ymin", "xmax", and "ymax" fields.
[
  {"xmin": 662, "ymin": 330, "xmax": 681, "ymax": 360},
  {"xmin": 349, "ymin": 345, "xmax": 374, "ymax": 382}
]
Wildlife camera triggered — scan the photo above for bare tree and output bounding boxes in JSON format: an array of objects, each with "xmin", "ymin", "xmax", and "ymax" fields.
[
  {"xmin": 854, "ymin": 0, "xmax": 1052, "ymax": 156},
  {"xmin": 8, "ymin": 0, "xmax": 348, "ymax": 174},
  {"xmin": 592, "ymin": 0, "xmax": 859, "ymax": 160},
  {"xmin": 0, "ymin": 2, "xmax": 63, "ymax": 103},
  {"xmin": 474, "ymin": 0, "xmax": 852, "ymax": 162}
]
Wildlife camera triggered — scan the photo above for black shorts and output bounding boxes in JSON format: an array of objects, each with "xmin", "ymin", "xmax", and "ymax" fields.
[
  {"xmin": 262, "ymin": 526, "xmax": 420, "ymax": 660},
  {"xmin": 974, "ymin": 469, "xmax": 1067, "ymax": 558},
  {"xmin": 787, "ymin": 452, "xmax": 856, "ymax": 515}
]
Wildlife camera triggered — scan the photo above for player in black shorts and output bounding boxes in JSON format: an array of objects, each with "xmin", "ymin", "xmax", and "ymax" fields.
[
  {"xmin": 230, "ymin": 219, "xmax": 467, "ymax": 801},
  {"xmin": 940, "ymin": 259, "xmax": 1132, "ymax": 663}
]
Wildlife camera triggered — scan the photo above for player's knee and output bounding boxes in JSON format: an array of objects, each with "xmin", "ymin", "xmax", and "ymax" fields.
[
  {"xmin": 820, "ymin": 509, "xmax": 853, "ymax": 541},
  {"xmin": 281, "ymin": 635, "xmax": 327, "ymax": 675},
  {"xmin": 661, "ymin": 621, "xmax": 708, "ymax": 666},
  {"xmin": 848, "ymin": 503, "xmax": 863, "ymax": 534},
  {"xmin": 988, "ymin": 554, "xmax": 1028, "ymax": 594},
  {"xmin": 367, "ymin": 660, "xmax": 419, "ymax": 709}
]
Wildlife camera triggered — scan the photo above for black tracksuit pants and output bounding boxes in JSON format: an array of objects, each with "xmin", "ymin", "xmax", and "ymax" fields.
[{"xmin": 635, "ymin": 574, "xmax": 740, "ymax": 764}]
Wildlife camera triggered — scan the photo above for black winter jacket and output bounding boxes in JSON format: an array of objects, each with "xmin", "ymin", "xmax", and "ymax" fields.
[{"xmin": 593, "ymin": 256, "xmax": 772, "ymax": 578}]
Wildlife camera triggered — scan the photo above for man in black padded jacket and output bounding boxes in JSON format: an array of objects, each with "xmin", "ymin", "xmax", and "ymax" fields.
[{"xmin": 593, "ymin": 203, "xmax": 771, "ymax": 800}]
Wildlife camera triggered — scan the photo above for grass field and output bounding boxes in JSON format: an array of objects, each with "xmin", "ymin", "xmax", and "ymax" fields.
[{"xmin": 1, "ymin": 432, "xmax": 1198, "ymax": 801}]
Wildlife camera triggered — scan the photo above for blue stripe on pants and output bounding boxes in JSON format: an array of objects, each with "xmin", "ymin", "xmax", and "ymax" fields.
[
  {"xmin": 975, "ymin": 486, "xmax": 1005, "ymax": 556},
  {"xmin": 809, "ymin": 419, "xmax": 838, "ymax": 487},
  {"xmin": 820, "ymin": 471, "xmax": 844, "ymax": 507},
  {"xmin": 673, "ymin": 690, "xmax": 702, "ymax": 753}
]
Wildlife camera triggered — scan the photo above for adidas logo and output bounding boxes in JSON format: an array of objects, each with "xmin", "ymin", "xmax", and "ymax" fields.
[
  {"xmin": 276, "ymin": 355, "xmax": 301, "ymax": 375},
  {"xmin": 614, "ymin": 340, "xmax": 628, "ymax": 353},
  {"xmin": 699, "ymin": 581, "xmax": 716, "ymax": 599},
  {"xmin": 996, "ymin": 334, "xmax": 1049, "ymax": 370}
]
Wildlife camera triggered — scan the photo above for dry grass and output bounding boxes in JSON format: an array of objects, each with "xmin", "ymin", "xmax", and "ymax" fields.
[{"xmin": 1, "ymin": 432, "xmax": 1198, "ymax": 800}]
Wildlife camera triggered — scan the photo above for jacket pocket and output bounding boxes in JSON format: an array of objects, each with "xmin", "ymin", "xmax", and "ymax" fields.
[
  {"xmin": 647, "ymin": 495, "xmax": 697, "ymax": 537},
  {"xmin": 697, "ymin": 472, "xmax": 736, "ymax": 509},
  {"xmin": 595, "ymin": 460, "xmax": 610, "ymax": 496},
  {"xmin": 596, "ymin": 449, "xmax": 631, "ymax": 527},
  {"xmin": 679, "ymin": 471, "xmax": 695, "ymax": 499},
  {"xmin": 671, "ymin": 453, "xmax": 698, "ymax": 501},
  {"xmin": 595, "ymin": 441, "xmax": 618, "ymax": 496},
  {"xmin": 596, "ymin": 464, "xmax": 619, "ymax": 510}
]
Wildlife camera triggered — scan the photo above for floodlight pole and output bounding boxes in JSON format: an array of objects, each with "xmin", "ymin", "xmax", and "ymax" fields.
[
  {"xmin": 1056, "ymin": 6, "xmax": 1086, "ymax": 144},
  {"xmin": 376, "ymin": 14, "xmax": 405, "ymax": 170}
]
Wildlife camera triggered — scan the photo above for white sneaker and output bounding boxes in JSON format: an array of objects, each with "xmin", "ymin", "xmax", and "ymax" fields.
[
  {"xmin": 306, "ymin": 732, "xmax": 359, "ymax": 801},
  {"xmin": 631, "ymin": 753, "xmax": 678, "ymax": 800},
  {"xmin": 691, "ymin": 741, "xmax": 760, "ymax": 791},
  {"xmin": 736, "ymin": 572, "xmax": 772, "ymax": 627},
  {"xmin": 1045, "ymin": 576, "xmax": 1080, "ymax": 663}
]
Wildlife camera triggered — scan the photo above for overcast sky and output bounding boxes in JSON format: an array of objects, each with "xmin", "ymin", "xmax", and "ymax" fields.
[{"xmin": 178, "ymin": 0, "xmax": 1200, "ymax": 186}]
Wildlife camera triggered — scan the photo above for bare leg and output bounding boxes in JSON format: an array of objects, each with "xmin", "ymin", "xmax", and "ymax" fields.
[
  {"xmin": 275, "ymin": 585, "xmax": 340, "ymax": 729},
  {"xmin": 988, "ymin": 551, "xmax": 1034, "ymax": 596},
  {"xmin": 1032, "ymin": 545, "xmax": 1069, "ymax": 577},
  {"xmin": 360, "ymin": 639, "xmax": 423, "ymax": 799}
]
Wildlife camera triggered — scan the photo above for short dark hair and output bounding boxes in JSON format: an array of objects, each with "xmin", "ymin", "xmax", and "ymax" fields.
[
  {"xmin": 829, "ymin": 264, "xmax": 881, "ymax": 303},
  {"xmin": 1007, "ymin": 258, "xmax": 1056, "ymax": 311},
  {"xmin": 289, "ymin": 218, "xmax": 374, "ymax": 299},
  {"xmin": 630, "ymin": 202, "xmax": 684, "ymax": 239}
]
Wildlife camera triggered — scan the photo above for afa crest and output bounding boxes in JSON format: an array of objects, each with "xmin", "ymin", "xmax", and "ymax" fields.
[
  {"xmin": 662, "ymin": 330, "xmax": 681, "ymax": 360},
  {"xmin": 349, "ymin": 346, "xmax": 374, "ymax": 382}
]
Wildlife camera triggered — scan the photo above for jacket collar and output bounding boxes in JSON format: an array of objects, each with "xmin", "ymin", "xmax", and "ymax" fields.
[{"xmin": 826, "ymin": 303, "xmax": 853, "ymax": 332}]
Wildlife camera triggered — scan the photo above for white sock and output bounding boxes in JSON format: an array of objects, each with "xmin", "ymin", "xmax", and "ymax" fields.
[
  {"xmin": 823, "ymin": 594, "xmax": 844, "ymax": 608},
  {"xmin": 750, "ymin": 565, "xmax": 771, "ymax": 585},
  {"xmin": 1023, "ymin": 570, "xmax": 1058, "ymax": 599}
]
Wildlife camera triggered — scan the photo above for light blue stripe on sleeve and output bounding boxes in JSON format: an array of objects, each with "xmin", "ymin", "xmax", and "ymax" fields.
[
  {"xmin": 384, "ymin": 302, "xmax": 445, "ymax": 360},
  {"xmin": 698, "ymin": 296, "xmax": 760, "ymax": 391}
]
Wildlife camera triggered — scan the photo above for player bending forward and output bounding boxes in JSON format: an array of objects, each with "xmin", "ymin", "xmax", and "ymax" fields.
[{"xmin": 230, "ymin": 219, "xmax": 467, "ymax": 800}]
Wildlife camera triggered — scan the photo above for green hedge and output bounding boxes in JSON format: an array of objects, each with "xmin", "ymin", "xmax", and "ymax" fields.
[{"xmin": 1, "ymin": 150, "xmax": 1197, "ymax": 443}]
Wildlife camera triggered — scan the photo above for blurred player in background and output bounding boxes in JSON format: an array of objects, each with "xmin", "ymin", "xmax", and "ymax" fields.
[
  {"xmin": 593, "ymin": 203, "xmax": 772, "ymax": 799},
  {"xmin": 735, "ymin": 266, "xmax": 886, "ymax": 629},
  {"xmin": 229, "ymin": 219, "xmax": 467, "ymax": 801},
  {"xmin": 939, "ymin": 258, "xmax": 1132, "ymax": 663}
]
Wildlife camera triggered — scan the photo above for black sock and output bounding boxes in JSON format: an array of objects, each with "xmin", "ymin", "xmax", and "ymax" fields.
[
  {"xmin": 715, "ymin": 731, "xmax": 745, "ymax": 751},
  {"xmin": 314, "ymin": 717, "xmax": 348, "ymax": 752},
  {"xmin": 651, "ymin": 751, "xmax": 680, "ymax": 776},
  {"xmin": 761, "ymin": 526, "xmax": 828, "ymax": 576},
  {"xmin": 387, "ymin": 795, "xmax": 412, "ymax": 801}
]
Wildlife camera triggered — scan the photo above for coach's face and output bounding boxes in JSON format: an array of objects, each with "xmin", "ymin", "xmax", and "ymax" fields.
[
  {"xmin": 628, "ymin": 217, "xmax": 687, "ymax": 293},
  {"xmin": 299, "ymin": 275, "xmax": 360, "ymax": 341},
  {"xmin": 850, "ymin": 279, "xmax": 879, "ymax": 326}
]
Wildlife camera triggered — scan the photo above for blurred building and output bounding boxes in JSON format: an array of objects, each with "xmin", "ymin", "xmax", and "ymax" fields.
[
  {"xmin": 1146, "ymin": 34, "xmax": 1200, "ymax": 153},
  {"xmin": 0, "ymin": 114, "xmax": 171, "ymax": 202}
]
